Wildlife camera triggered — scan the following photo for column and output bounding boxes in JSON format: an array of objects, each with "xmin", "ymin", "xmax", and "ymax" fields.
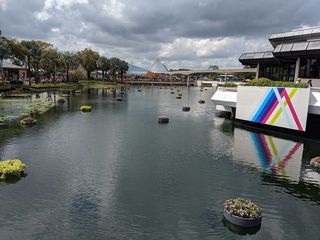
[
  {"xmin": 256, "ymin": 63, "xmax": 260, "ymax": 79},
  {"xmin": 187, "ymin": 75, "xmax": 190, "ymax": 87},
  {"xmin": 294, "ymin": 57, "xmax": 301, "ymax": 81}
]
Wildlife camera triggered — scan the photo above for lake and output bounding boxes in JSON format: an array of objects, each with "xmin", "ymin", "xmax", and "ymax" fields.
[{"xmin": 0, "ymin": 86, "xmax": 319, "ymax": 240}]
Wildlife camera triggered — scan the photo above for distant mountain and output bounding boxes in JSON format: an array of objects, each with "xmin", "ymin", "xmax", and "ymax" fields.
[{"xmin": 128, "ymin": 63, "xmax": 148, "ymax": 75}]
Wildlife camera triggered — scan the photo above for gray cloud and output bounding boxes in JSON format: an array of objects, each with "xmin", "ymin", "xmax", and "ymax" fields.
[{"xmin": 0, "ymin": 0, "xmax": 319, "ymax": 69}]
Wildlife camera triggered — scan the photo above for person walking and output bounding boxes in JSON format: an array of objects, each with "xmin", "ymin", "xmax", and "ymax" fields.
[{"xmin": 308, "ymin": 79, "xmax": 313, "ymax": 87}]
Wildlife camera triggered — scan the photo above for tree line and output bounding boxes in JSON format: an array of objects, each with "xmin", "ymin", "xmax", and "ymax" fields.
[{"xmin": 0, "ymin": 30, "xmax": 129, "ymax": 84}]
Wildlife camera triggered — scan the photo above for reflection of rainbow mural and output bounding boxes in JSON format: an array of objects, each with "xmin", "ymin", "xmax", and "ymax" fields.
[
  {"xmin": 250, "ymin": 88, "xmax": 303, "ymax": 131},
  {"xmin": 250, "ymin": 132, "xmax": 302, "ymax": 176}
]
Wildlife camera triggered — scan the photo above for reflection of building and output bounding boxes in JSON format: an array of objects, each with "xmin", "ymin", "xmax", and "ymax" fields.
[
  {"xmin": 1, "ymin": 61, "xmax": 28, "ymax": 83},
  {"xmin": 239, "ymin": 26, "xmax": 320, "ymax": 85}
]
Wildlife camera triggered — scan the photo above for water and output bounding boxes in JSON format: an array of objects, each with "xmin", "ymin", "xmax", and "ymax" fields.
[{"xmin": 0, "ymin": 87, "xmax": 319, "ymax": 240}]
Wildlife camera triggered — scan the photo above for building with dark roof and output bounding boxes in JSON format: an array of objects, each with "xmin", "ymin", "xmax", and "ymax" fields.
[{"xmin": 239, "ymin": 26, "xmax": 320, "ymax": 85}]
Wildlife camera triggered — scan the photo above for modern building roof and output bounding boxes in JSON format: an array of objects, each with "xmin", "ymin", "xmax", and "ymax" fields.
[
  {"xmin": 149, "ymin": 59, "xmax": 168, "ymax": 73},
  {"xmin": 269, "ymin": 26, "xmax": 320, "ymax": 47}
]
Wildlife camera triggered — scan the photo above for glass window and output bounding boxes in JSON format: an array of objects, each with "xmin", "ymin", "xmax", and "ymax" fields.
[
  {"xmin": 284, "ymin": 32, "xmax": 294, "ymax": 37},
  {"xmin": 280, "ymin": 44, "xmax": 293, "ymax": 52},
  {"xmin": 303, "ymin": 29, "xmax": 313, "ymax": 35},
  {"xmin": 253, "ymin": 52, "xmax": 264, "ymax": 59},
  {"xmin": 263, "ymin": 52, "xmax": 274, "ymax": 58},
  {"xmin": 273, "ymin": 44, "xmax": 282, "ymax": 52},
  {"xmin": 307, "ymin": 41, "xmax": 320, "ymax": 50},
  {"xmin": 312, "ymin": 28, "xmax": 320, "ymax": 34},
  {"xmin": 244, "ymin": 53, "xmax": 255, "ymax": 59},
  {"xmin": 292, "ymin": 42, "xmax": 308, "ymax": 51},
  {"xmin": 294, "ymin": 30, "xmax": 304, "ymax": 36}
]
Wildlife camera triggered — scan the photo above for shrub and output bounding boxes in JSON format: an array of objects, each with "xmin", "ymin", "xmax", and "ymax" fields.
[
  {"xmin": 245, "ymin": 78, "xmax": 308, "ymax": 88},
  {"xmin": 80, "ymin": 105, "xmax": 92, "ymax": 112},
  {"xmin": 20, "ymin": 117, "xmax": 37, "ymax": 127},
  {"xmin": 224, "ymin": 198, "xmax": 261, "ymax": 219},
  {"xmin": 218, "ymin": 82, "xmax": 238, "ymax": 88},
  {"xmin": 71, "ymin": 69, "xmax": 86, "ymax": 82},
  {"xmin": 0, "ymin": 159, "xmax": 27, "ymax": 180}
]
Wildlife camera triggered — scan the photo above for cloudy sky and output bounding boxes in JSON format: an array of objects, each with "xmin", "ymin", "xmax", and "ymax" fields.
[{"xmin": 0, "ymin": 0, "xmax": 319, "ymax": 70}]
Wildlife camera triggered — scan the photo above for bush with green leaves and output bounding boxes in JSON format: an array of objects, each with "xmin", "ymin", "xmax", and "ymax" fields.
[
  {"xmin": 245, "ymin": 78, "xmax": 308, "ymax": 88},
  {"xmin": 0, "ymin": 159, "xmax": 27, "ymax": 180},
  {"xmin": 71, "ymin": 69, "xmax": 86, "ymax": 82},
  {"xmin": 224, "ymin": 198, "xmax": 262, "ymax": 219},
  {"xmin": 218, "ymin": 82, "xmax": 238, "ymax": 88}
]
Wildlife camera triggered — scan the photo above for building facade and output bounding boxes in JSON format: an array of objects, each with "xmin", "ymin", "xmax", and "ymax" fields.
[{"xmin": 239, "ymin": 27, "xmax": 320, "ymax": 85}]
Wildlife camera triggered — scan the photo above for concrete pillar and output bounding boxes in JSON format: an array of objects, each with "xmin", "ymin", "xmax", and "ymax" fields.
[
  {"xmin": 224, "ymin": 73, "xmax": 227, "ymax": 83},
  {"xmin": 256, "ymin": 63, "xmax": 260, "ymax": 79},
  {"xmin": 187, "ymin": 75, "xmax": 190, "ymax": 87},
  {"xmin": 294, "ymin": 57, "xmax": 301, "ymax": 81}
]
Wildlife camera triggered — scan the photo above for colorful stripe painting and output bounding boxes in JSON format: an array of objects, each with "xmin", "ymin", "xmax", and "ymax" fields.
[{"xmin": 250, "ymin": 88, "xmax": 303, "ymax": 131}]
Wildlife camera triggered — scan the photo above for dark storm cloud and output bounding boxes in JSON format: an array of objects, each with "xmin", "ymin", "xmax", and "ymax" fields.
[{"xmin": 0, "ymin": 0, "xmax": 319, "ymax": 68}]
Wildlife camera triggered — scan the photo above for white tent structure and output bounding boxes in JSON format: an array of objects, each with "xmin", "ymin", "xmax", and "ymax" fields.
[{"xmin": 149, "ymin": 59, "xmax": 168, "ymax": 73}]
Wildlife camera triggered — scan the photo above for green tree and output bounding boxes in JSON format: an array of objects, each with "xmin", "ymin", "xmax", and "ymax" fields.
[
  {"xmin": 119, "ymin": 60, "xmax": 128, "ymax": 83},
  {"xmin": 62, "ymin": 51, "xmax": 78, "ymax": 82},
  {"xmin": 76, "ymin": 48, "xmax": 100, "ymax": 80},
  {"xmin": 40, "ymin": 48, "xmax": 65, "ymax": 83},
  {"xmin": 97, "ymin": 56, "xmax": 110, "ymax": 81},
  {"xmin": 0, "ymin": 31, "xmax": 10, "ymax": 79},
  {"xmin": 21, "ymin": 40, "xmax": 52, "ymax": 84}
]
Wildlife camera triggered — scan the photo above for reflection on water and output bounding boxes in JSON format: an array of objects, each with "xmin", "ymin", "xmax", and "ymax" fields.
[
  {"xmin": 0, "ymin": 87, "xmax": 320, "ymax": 239},
  {"xmin": 233, "ymin": 128, "xmax": 303, "ymax": 182}
]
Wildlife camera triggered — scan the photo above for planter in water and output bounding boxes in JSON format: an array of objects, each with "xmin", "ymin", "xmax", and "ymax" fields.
[
  {"xmin": 224, "ymin": 198, "xmax": 262, "ymax": 228},
  {"xmin": 176, "ymin": 96, "xmax": 182, "ymax": 99},
  {"xmin": 20, "ymin": 117, "xmax": 37, "ymax": 127},
  {"xmin": 198, "ymin": 100, "xmax": 205, "ymax": 104},
  {"xmin": 57, "ymin": 98, "xmax": 65, "ymax": 104},
  {"xmin": 310, "ymin": 157, "xmax": 320, "ymax": 169},
  {"xmin": 75, "ymin": 90, "xmax": 82, "ymax": 94},
  {"xmin": 0, "ymin": 116, "xmax": 7, "ymax": 123},
  {"xmin": 171, "ymin": 92, "xmax": 175, "ymax": 94},
  {"xmin": 116, "ymin": 97, "xmax": 123, "ymax": 101},
  {"xmin": 178, "ymin": 93, "xmax": 182, "ymax": 97},
  {"xmin": 182, "ymin": 106, "xmax": 190, "ymax": 112},
  {"xmin": 80, "ymin": 105, "xmax": 92, "ymax": 112},
  {"xmin": 0, "ymin": 159, "xmax": 27, "ymax": 181},
  {"xmin": 158, "ymin": 116, "xmax": 169, "ymax": 124}
]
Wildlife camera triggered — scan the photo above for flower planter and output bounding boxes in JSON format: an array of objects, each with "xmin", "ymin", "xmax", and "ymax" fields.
[
  {"xmin": 310, "ymin": 157, "xmax": 320, "ymax": 169},
  {"xmin": 158, "ymin": 116, "xmax": 169, "ymax": 124},
  {"xmin": 80, "ymin": 106, "xmax": 92, "ymax": 112},
  {"xmin": 224, "ymin": 210, "xmax": 262, "ymax": 228},
  {"xmin": 182, "ymin": 106, "xmax": 190, "ymax": 112}
]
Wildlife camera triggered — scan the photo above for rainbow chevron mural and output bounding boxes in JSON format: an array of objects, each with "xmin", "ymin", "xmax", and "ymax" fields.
[
  {"xmin": 250, "ymin": 88, "xmax": 303, "ymax": 131},
  {"xmin": 236, "ymin": 86, "xmax": 310, "ymax": 131}
]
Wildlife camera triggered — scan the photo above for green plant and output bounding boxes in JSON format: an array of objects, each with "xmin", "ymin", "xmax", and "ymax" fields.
[
  {"xmin": 71, "ymin": 69, "xmax": 86, "ymax": 82},
  {"xmin": 80, "ymin": 105, "xmax": 92, "ymax": 112},
  {"xmin": 245, "ymin": 78, "xmax": 308, "ymax": 88},
  {"xmin": 0, "ymin": 159, "xmax": 27, "ymax": 180},
  {"xmin": 20, "ymin": 117, "xmax": 37, "ymax": 126},
  {"xmin": 218, "ymin": 82, "xmax": 238, "ymax": 87},
  {"xmin": 224, "ymin": 198, "xmax": 261, "ymax": 219},
  {"xmin": 310, "ymin": 157, "xmax": 320, "ymax": 168}
]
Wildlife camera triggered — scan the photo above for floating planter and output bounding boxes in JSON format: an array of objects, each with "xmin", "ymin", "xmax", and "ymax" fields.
[
  {"xmin": 200, "ymin": 89, "xmax": 203, "ymax": 92},
  {"xmin": 57, "ymin": 98, "xmax": 65, "ymax": 104},
  {"xmin": 310, "ymin": 157, "xmax": 320, "ymax": 169},
  {"xmin": 198, "ymin": 100, "xmax": 205, "ymax": 104},
  {"xmin": 20, "ymin": 117, "xmax": 37, "ymax": 127},
  {"xmin": 178, "ymin": 93, "xmax": 183, "ymax": 97},
  {"xmin": 138, "ymin": 89, "xmax": 142, "ymax": 92},
  {"xmin": 116, "ymin": 97, "xmax": 123, "ymax": 102},
  {"xmin": 0, "ymin": 159, "xmax": 27, "ymax": 181},
  {"xmin": 80, "ymin": 105, "xmax": 92, "ymax": 112},
  {"xmin": 224, "ymin": 198, "xmax": 262, "ymax": 228},
  {"xmin": 182, "ymin": 106, "xmax": 191, "ymax": 112},
  {"xmin": 0, "ymin": 116, "xmax": 7, "ymax": 123},
  {"xmin": 75, "ymin": 90, "xmax": 82, "ymax": 94},
  {"xmin": 171, "ymin": 92, "xmax": 175, "ymax": 94},
  {"xmin": 177, "ymin": 90, "xmax": 180, "ymax": 92},
  {"xmin": 158, "ymin": 116, "xmax": 169, "ymax": 124},
  {"xmin": 176, "ymin": 96, "xmax": 182, "ymax": 99}
]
